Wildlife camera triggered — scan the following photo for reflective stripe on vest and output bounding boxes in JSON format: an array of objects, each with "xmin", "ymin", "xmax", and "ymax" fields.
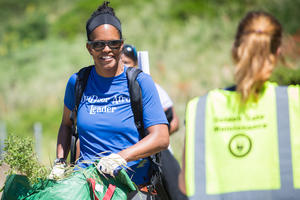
[{"xmin": 186, "ymin": 85, "xmax": 300, "ymax": 200}]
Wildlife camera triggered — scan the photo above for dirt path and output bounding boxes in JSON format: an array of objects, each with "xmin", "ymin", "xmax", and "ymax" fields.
[{"xmin": 0, "ymin": 163, "xmax": 10, "ymax": 198}]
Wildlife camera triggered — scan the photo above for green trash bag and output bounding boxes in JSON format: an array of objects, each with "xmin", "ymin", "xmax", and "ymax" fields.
[{"xmin": 1, "ymin": 165, "xmax": 136, "ymax": 200}]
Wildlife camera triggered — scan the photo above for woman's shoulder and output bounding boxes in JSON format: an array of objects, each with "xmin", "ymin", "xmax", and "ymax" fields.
[
  {"xmin": 207, "ymin": 85, "xmax": 237, "ymax": 96},
  {"xmin": 66, "ymin": 73, "xmax": 78, "ymax": 88},
  {"xmin": 67, "ymin": 66, "xmax": 94, "ymax": 84},
  {"xmin": 135, "ymin": 70, "xmax": 154, "ymax": 86},
  {"xmin": 205, "ymin": 86, "xmax": 239, "ymax": 102},
  {"xmin": 224, "ymin": 85, "xmax": 236, "ymax": 91}
]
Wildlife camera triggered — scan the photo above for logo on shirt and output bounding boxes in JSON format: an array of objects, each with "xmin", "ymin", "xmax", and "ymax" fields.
[
  {"xmin": 81, "ymin": 95, "xmax": 110, "ymax": 103},
  {"xmin": 228, "ymin": 134, "xmax": 252, "ymax": 157},
  {"xmin": 81, "ymin": 94, "xmax": 130, "ymax": 115}
]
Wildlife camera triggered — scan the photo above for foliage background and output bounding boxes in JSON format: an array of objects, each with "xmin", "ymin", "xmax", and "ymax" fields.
[{"xmin": 0, "ymin": 0, "xmax": 300, "ymax": 165}]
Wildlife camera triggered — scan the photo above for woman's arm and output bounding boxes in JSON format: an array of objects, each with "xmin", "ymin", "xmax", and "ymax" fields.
[
  {"xmin": 168, "ymin": 107, "xmax": 180, "ymax": 135},
  {"xmin": 56, "ymin": 105, "xmax": 73, "ymax": 159},
  {"xmin": 118, "ymin": 124, "xmax": 169, "ymax": 162},
  {"xmin": 117, "ymin": 72, "xmax": 169, "ymax": 162}
]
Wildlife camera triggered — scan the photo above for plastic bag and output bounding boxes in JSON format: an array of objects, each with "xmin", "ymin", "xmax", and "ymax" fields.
[{"xmin": 1, "ymin": 165, "xmax": 136, "ymax": 200}]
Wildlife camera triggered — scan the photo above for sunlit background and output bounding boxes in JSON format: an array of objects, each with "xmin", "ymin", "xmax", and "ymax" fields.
[{"xmin": 0, "ymin": 0, "xmax": 299, "ymax": 166}]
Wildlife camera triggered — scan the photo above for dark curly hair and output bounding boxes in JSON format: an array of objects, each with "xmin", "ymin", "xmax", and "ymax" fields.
[
  {"xmin": 91, "ymin": 1, "xmax": 117, "ymax": 18},
  {"xmin": 86, "ymin": 1, "xmax": 122, "ymax": 40}
]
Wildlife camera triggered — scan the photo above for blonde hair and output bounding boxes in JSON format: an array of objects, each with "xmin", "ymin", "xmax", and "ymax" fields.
[{"xmin": 232, "ymin": 11, "xmax": 282, "ymax": 102}]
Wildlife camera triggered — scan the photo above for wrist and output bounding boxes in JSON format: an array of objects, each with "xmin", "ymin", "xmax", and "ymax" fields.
[
  {"xmin": 117, "ymin": 151, "xmax": 129, "ymax": 162},
  {"xmin": 54, "ymin": 158, "xmax": 66, "ymax": 165}
]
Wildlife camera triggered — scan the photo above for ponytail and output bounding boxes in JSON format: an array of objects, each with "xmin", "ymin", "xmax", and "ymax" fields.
[{"xmin": 232, "ymin": 11, "xmax": 282, "ymax": 102}]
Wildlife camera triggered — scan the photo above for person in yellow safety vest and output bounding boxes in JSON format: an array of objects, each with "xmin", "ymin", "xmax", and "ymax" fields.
[{"xmin": 178, "ymin": 10, "xmax": 300, "ymax": 200}]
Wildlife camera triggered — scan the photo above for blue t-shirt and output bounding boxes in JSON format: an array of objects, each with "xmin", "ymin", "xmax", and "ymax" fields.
[{"xmin": 64, "ymin": 66, "xmax": 168, "ymax": 185}]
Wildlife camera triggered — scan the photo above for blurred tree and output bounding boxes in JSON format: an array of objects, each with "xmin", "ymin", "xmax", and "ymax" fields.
[
  {"xmin": 167, "ymin": 0, "xmax": 300, "ymax": 33},
  {"xmin": 51, "ymin": 0, "xmax": 146, "ymax": 39},
  {"xmin": 270, "ymin": 67, "xmax": 300, "ymax": 85},
  {"xmin": 0, "ymin": 0, "xmax": 44, "ymax": 23}
]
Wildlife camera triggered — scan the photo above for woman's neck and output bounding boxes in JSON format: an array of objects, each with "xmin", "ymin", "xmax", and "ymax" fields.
[{"xmin": 94, "ymin": 61, "xmax": 124, "ymax": 78}]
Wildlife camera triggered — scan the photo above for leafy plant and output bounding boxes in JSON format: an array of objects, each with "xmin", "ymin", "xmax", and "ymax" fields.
[{"xmin": 0, "ymin": 135, "xmax": 50, "ymax": 184}]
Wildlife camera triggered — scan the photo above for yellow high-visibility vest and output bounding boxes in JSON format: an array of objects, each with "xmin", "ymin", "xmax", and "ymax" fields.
[{"xmin": 185, "ymin": 82, "xmax": 300, "ymax": 200}]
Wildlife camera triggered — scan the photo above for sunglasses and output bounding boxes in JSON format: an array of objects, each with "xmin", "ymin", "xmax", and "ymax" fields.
[{"xmin": 88, "ymin": 40, "xmax": 123, "ymax": 51}]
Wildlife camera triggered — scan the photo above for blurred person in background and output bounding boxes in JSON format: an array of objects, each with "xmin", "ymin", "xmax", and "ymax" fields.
[
  {"xmin": 179, "ymin": 11, "xmax": 300, "ymax": 199},
  {"xmin": 121, "ymin": 44, "xmax": 180, "ymax": 135},
  {"xmin": 121, "ymin": 44, "xmax": 188, "ymax": 200},
  {"xmin": 49, "ymin": 1, "xmax": 169, "ymax": 199}
]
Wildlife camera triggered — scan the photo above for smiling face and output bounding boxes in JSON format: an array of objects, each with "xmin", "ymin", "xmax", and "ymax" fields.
[{"xmin": 86, "ymin": 24, "xmax": 123, "ymax": 77}]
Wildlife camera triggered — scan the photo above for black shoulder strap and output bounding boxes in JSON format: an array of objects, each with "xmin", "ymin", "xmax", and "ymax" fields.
[
  {"xmin": 70, "ymin": 66, "xmax": 93, "ymax": 124},
  {"xmin": 74, "ymin": 66, "xmax": 93, "ymax": 113},
  {"xmin": 127, "ymin": 68, "xmax": 169, "ymax": 199},
  {"xmin": 126, "ymin": 67, "xmax": 146, "ymax": 138},
  {"xmin": 70, "ymin": 65, "xmax": 92, "ymax": 164}
]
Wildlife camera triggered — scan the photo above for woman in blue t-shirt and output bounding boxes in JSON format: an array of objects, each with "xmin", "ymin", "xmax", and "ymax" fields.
[{"xmin": 49, "ymin": 1, "xmax": 169, "ymax": 191}]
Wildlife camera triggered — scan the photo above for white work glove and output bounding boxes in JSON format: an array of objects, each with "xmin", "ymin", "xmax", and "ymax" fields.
[
  {"xmin": 48, "ymin": 162, "xmax": 66, "ymax": 180},
  {"xmin": 96, "ymin": 153, "xmax": 127, "ymax": 177}
]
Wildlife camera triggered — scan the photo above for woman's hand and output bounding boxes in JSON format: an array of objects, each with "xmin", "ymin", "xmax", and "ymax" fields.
[
  {"xmin": 48, "ymin": 159, "xmax": 67, "ymax": 180},
  {"xmin": 96, "ymin": 153, "xmax": 127, "ymax": 177}
]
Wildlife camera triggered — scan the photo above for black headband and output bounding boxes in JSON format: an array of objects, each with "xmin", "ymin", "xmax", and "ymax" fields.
[{"xmin": 86, "ymin": 14, "xmax": 122, "ymax": 40}]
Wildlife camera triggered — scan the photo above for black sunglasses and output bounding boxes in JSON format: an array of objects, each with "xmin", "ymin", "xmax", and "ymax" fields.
[{"xmin": 88, "ymin": 40, "xmax": 123, "ymax": 51}]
